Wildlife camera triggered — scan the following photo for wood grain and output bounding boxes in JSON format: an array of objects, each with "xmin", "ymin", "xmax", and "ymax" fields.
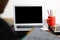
[{"xmin": 3, "ymin": 18, "xmax": 14, "ymax": 25}]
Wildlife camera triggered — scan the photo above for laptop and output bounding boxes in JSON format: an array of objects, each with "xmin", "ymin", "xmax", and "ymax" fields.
[{"xmin": 14, "ymin": 6, "xmax": 43, "ymax": 31}]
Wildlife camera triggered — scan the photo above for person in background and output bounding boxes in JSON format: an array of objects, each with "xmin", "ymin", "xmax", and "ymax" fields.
[{"xmin": 0, "ymin": 0, "xmax": 17, "ymax": 40}]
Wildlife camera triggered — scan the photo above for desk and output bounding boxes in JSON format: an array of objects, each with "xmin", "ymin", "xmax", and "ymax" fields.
[
  {"xmin": 3, "ymin": 18, "xmax": 14, "ymax": 26},
  {"xmin": 23, "ymin": 28, "xmax": 60, "ymax": 40}
]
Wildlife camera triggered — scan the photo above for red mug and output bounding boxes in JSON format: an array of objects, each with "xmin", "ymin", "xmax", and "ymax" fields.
[{"xmin": 47, "ymin": 16, "xmax": 55, "ymax": 27}]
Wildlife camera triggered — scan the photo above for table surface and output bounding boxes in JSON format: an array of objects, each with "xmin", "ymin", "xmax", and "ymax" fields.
[
  {"xmin": 3, "ymin": 18, "xmax": 14, "ymax": 25},
  {"xmin": 23, "ymin": 28, "xmax": 60, "ymax": 40}
]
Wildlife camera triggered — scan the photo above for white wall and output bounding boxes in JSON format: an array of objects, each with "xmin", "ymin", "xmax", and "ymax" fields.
[{"xmin": 1, "ymin": 0, "xmax": 60, "ymax": 24}]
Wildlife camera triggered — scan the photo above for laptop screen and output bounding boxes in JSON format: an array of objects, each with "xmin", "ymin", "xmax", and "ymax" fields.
[{"xmin": 15, "ymin": 6, "xmax": 42, "ymax": 23}]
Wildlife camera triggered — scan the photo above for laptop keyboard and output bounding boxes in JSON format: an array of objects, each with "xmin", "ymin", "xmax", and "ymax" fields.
[{"xmin": 17, "ymin": 25, "xmax": 43, "ymax": 28}]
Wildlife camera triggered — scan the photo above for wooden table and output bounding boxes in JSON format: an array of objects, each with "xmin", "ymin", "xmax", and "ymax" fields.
[{"xmin": 3, "ymin": 18, "xmax": 14, "ymax": 26}]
